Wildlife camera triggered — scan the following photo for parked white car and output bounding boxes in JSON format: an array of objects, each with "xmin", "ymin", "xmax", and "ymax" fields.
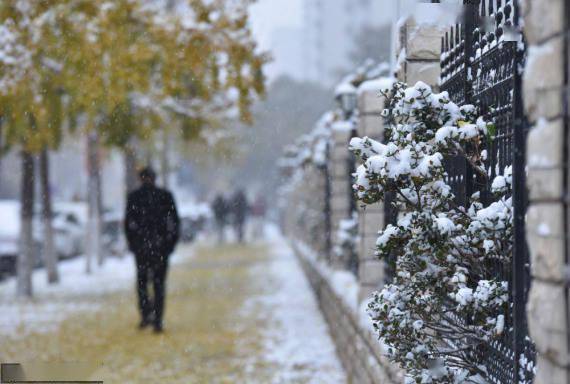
[
  {"xmin": 0, "ymin": 200, "xmax": 43, "ymax": 277},
  {"xmin": 52, "ymin": 210, "xmax": 84, "ymax": 259},
  {"xmin": 102, "ymin": 209, "xmax": 127, "ymax": 256},
  {"xmin": 178, "ymin": 202, "xmax": 212, "ymax": 243},
  {"xmin": 53, "ymin": 202, "xmax": 88, "ymax": 259}
]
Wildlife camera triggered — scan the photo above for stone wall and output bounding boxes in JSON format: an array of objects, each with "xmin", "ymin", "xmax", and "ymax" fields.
[{"xmin": 522, "ymin": 0, "xmax": 570, "ymax": 382}]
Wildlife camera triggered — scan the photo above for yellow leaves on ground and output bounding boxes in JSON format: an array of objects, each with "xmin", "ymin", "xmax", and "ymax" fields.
[{"xmin": 1, "ymin": 244, "xmax": 277, "ymax": 383}]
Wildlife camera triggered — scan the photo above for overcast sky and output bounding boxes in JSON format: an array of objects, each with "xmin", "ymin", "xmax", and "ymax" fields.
[
  {"xmin": 249, "ymin": 0, "xmax": 304, "ymax": 52},
  {"xmin": 248, "ymin": 0, "xmax": 398, "ymax": 82}
]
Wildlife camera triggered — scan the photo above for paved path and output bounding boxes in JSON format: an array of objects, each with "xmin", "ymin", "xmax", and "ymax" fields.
[{"xmin": 1, "ymin": 235, "xmax": 345, "ymax": 383}]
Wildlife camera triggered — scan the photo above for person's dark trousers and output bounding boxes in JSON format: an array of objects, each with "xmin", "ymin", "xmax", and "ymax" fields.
[{"xmin": 135, "ymin": 251, "xmax": 169, "ymax": 329}]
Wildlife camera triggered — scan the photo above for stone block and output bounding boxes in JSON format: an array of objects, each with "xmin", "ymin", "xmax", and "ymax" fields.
[
  {"xmin": 331, "ymin": 185, "xmax": 351, "ymax": 204},
  {"xmin": 331, "ymin": 207, "xmax": 347, "ymax": 220},
  {"xmin": 329, "ymin": 153, "xmax": 350, "ymax": 172},
  {"xmin": 359, "ymin": 259, "xmax": 385, "ymax": 285},
  {"xmin": 360, "ymin": 234, "xmax": 379, "ymax": 258},
  {"xmin": 527, "ymin": 118, "xmax": 564, "ymax": 168},
  {"xmin": 527, "ymin": 167, "xmax": 564, "ymax": 201},
  {"xmin": 332, "ymin": 129, "xmax": 352, "ymax": 144},
  {"xmin": 526, "ymin": 203, "xmax": 565, "ymax": 238},
  {"xmin": 360, "ymin": 201, "xmax": 384, "ymax": 213},
  {"xmin": 331, "ymin": 148, "xmax": 350, "ymax": 164},
  {"xmin": 533, "ymin": 354, "xmax": 569, "ymax": 384},
  {"xmin": 405, "ymin": 60, "xmax": 441, "ymax": 89},
  {"xmin": 406, "ymin": 22, "xmax": 447, "ymax": 61},
  {"xmin": 358, "ymin": 89, "xmax": 386, "ymax": 114},
  {"xmin": 360, "ymin": 210, "xmax": 384, "ymax": 237},
  {"xmin": 331, "ymin": 161, "xmax": 351, "ymax": 179},
  {"xmin": 528, "ymin": 281, "xmax": 569, "ymax": 367},
  {"xmin": 527, "ymin": 231, "xmax": 566, "ymax": 282},
  {"xmin": 331, "ymin": 177, "xmax": 350, "ymax": 196},
  {"xmin": 358, "ymin": 114, "xmax": 384, "ymax": 139},
  {"xmin": 523, "ymin": 37, "xmax": 564, "ymax": 122},
  {"xmin": 522, "ymin": 0, "xmax": 564, "ymax": 45},
  {"xmin": 360, "ymin": 226, "xmax": 381, "ymax": 242}
]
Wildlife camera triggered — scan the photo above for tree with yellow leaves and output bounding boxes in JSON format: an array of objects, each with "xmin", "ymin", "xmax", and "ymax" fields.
[
  {"xmin": 0, "ymin": 0, "xmax": 266, "ymax": 297},
  {"xmin": 0, "ymin": 0, "xmax": 69, "ymax": 294}
]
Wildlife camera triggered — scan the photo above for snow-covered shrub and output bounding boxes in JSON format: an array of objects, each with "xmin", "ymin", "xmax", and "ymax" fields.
[{"xmin": 350, "ymin": 81, "xmax": 512, "ymax": 383}]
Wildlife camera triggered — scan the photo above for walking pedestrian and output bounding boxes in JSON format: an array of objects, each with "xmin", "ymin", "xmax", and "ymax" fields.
[
  {"xmin": 230, "ymin": 189, "xmax": 249, "ymax": 243},
  {"xmin": 211, "ymin": 194, "xmax": 228, "ymax": 244},
  {"xmin": 125, "ymin": 167, "xmax": 179, "ymax": 333},
  {"xmin": 250, "ymin": 193, "xmax": 267, "ymax": 239}
]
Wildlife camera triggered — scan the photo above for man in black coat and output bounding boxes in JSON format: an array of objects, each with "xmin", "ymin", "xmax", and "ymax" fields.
[{"xmin": 125, "ymin": 167, "xmax": 179, "ymax": 333}]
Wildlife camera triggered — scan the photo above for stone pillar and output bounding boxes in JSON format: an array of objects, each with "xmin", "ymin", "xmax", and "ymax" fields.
[
  {"xmin": 522, "ymin": 0, "xmax": 569, "ymax": 382},
  {"xmin": 395, "ymin": 14, "xmax": 445, "ymax": 87},
  {"xmin": 330, "ymin": 125, "xmax": 353, "ymax": 269},
  {"xmin": 356, "ymin": 82, "xmax": 389, "ymax": 303}
]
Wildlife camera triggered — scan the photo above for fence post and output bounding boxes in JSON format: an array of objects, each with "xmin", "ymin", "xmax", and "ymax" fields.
[
  {"xmin": 356, "ymin": 82, "xmax": 389, "ymax": 302},
  {"xmin": 329, "ymin": 126, "xmax": 354, "ymax": 269},
  {"xmin": 395, "ymin": 9, "xmax": 446, "ymax": 89}
]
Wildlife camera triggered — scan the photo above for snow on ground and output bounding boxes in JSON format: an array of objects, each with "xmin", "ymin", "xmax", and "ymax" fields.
[
  {"xmin": 292, "ymin": 238, "xmax": 378, "ymax": 337},
  {"xmin": 294, "ymin": 240, "xmax": 359, "ymax": 312},
  {"xmin": 245, "ymin": 225, "xmax": 346, "ymax": 384},
  {"xmin": 0, "ymin": 248, "xmax": 191, "ymax": 337}
]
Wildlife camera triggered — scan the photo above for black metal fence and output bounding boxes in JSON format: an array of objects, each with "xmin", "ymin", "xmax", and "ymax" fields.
[
  {"xmin": 347, "ymin": 127, "xmax": 360, "ymax": 277},
  {"xmin": 439, "ymin": 0, "xmax": 535, "ymax": 382}
]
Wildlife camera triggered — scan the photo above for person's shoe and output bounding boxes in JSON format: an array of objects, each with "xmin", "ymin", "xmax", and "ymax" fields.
[
  {"xmin": 153, "ymin": 323, "xmax": 163, "ymax": 333},
  {"xmin": 138, "ymin": 319, "xmax": 151, "ymax": 329}
]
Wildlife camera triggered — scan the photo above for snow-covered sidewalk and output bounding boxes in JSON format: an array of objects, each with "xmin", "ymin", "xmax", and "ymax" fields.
[{"xmin": 245, "ymin": 225, "xmax": 346, "ymax": 383}]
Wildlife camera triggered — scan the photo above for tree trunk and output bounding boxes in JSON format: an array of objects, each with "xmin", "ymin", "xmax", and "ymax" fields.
[
  {"xmin": 160, "ymin": 129, "xmax": 169, "ymax": 189},
  {"xmin": 40, "ymin": 147, "xmax": 59, "ymax": 283},
  {"xmin": 96, "ymin": 148, "xmax": 104, "ymax": 267},
  {"xmin": 17, "ymin": 150, "xmax": 35, "ymax": 297},
  {"xmin": 124, "ymin": 143, "xmax": 138, "ymax": 194},
  {"xmin": 86, "ymin": 131, "xmax": 102, "ymax": 273}
]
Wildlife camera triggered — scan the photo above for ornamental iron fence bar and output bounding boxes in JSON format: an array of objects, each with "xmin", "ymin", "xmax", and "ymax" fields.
[
  {"xmin": 439, "ymin": 0, "xmax": 535, "ymax": 382},
  {"xmin": 324, "ymin": 141, "xmax": 333, "ymax": 262},
  {"xmin": 563, "ymin": 0, "xmax": 570, "ymax": 377},
  {"xmin": 348, "ymin": 127, "xmax": 360, "ymax": 277}
]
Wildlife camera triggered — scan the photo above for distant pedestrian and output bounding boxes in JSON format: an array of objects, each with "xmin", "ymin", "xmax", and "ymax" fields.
[
  {"xmin": 125, "ymin": 167, "xmax": 179, "ymax": 333},
  {"xmin": 230, "ymin": 189, "xmax": 249, "ymax": 243},
  {"xmin": 250, "ymin": 193, "xmax": 267, "ymax": 239},
  {"xmin": 211, "ymin": 194, "xmax": 228, "ymax": 244}
]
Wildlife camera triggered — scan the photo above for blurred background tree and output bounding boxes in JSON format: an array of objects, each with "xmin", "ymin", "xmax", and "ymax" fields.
[{"xmin": 0, "ymin": 0, "xmax": 267, "ymax": 297}]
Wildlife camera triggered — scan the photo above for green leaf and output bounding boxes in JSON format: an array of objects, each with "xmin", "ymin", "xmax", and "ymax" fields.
[{"xmin": 486, "ymin": 122, "xmax": 496, "ymax": 139}]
